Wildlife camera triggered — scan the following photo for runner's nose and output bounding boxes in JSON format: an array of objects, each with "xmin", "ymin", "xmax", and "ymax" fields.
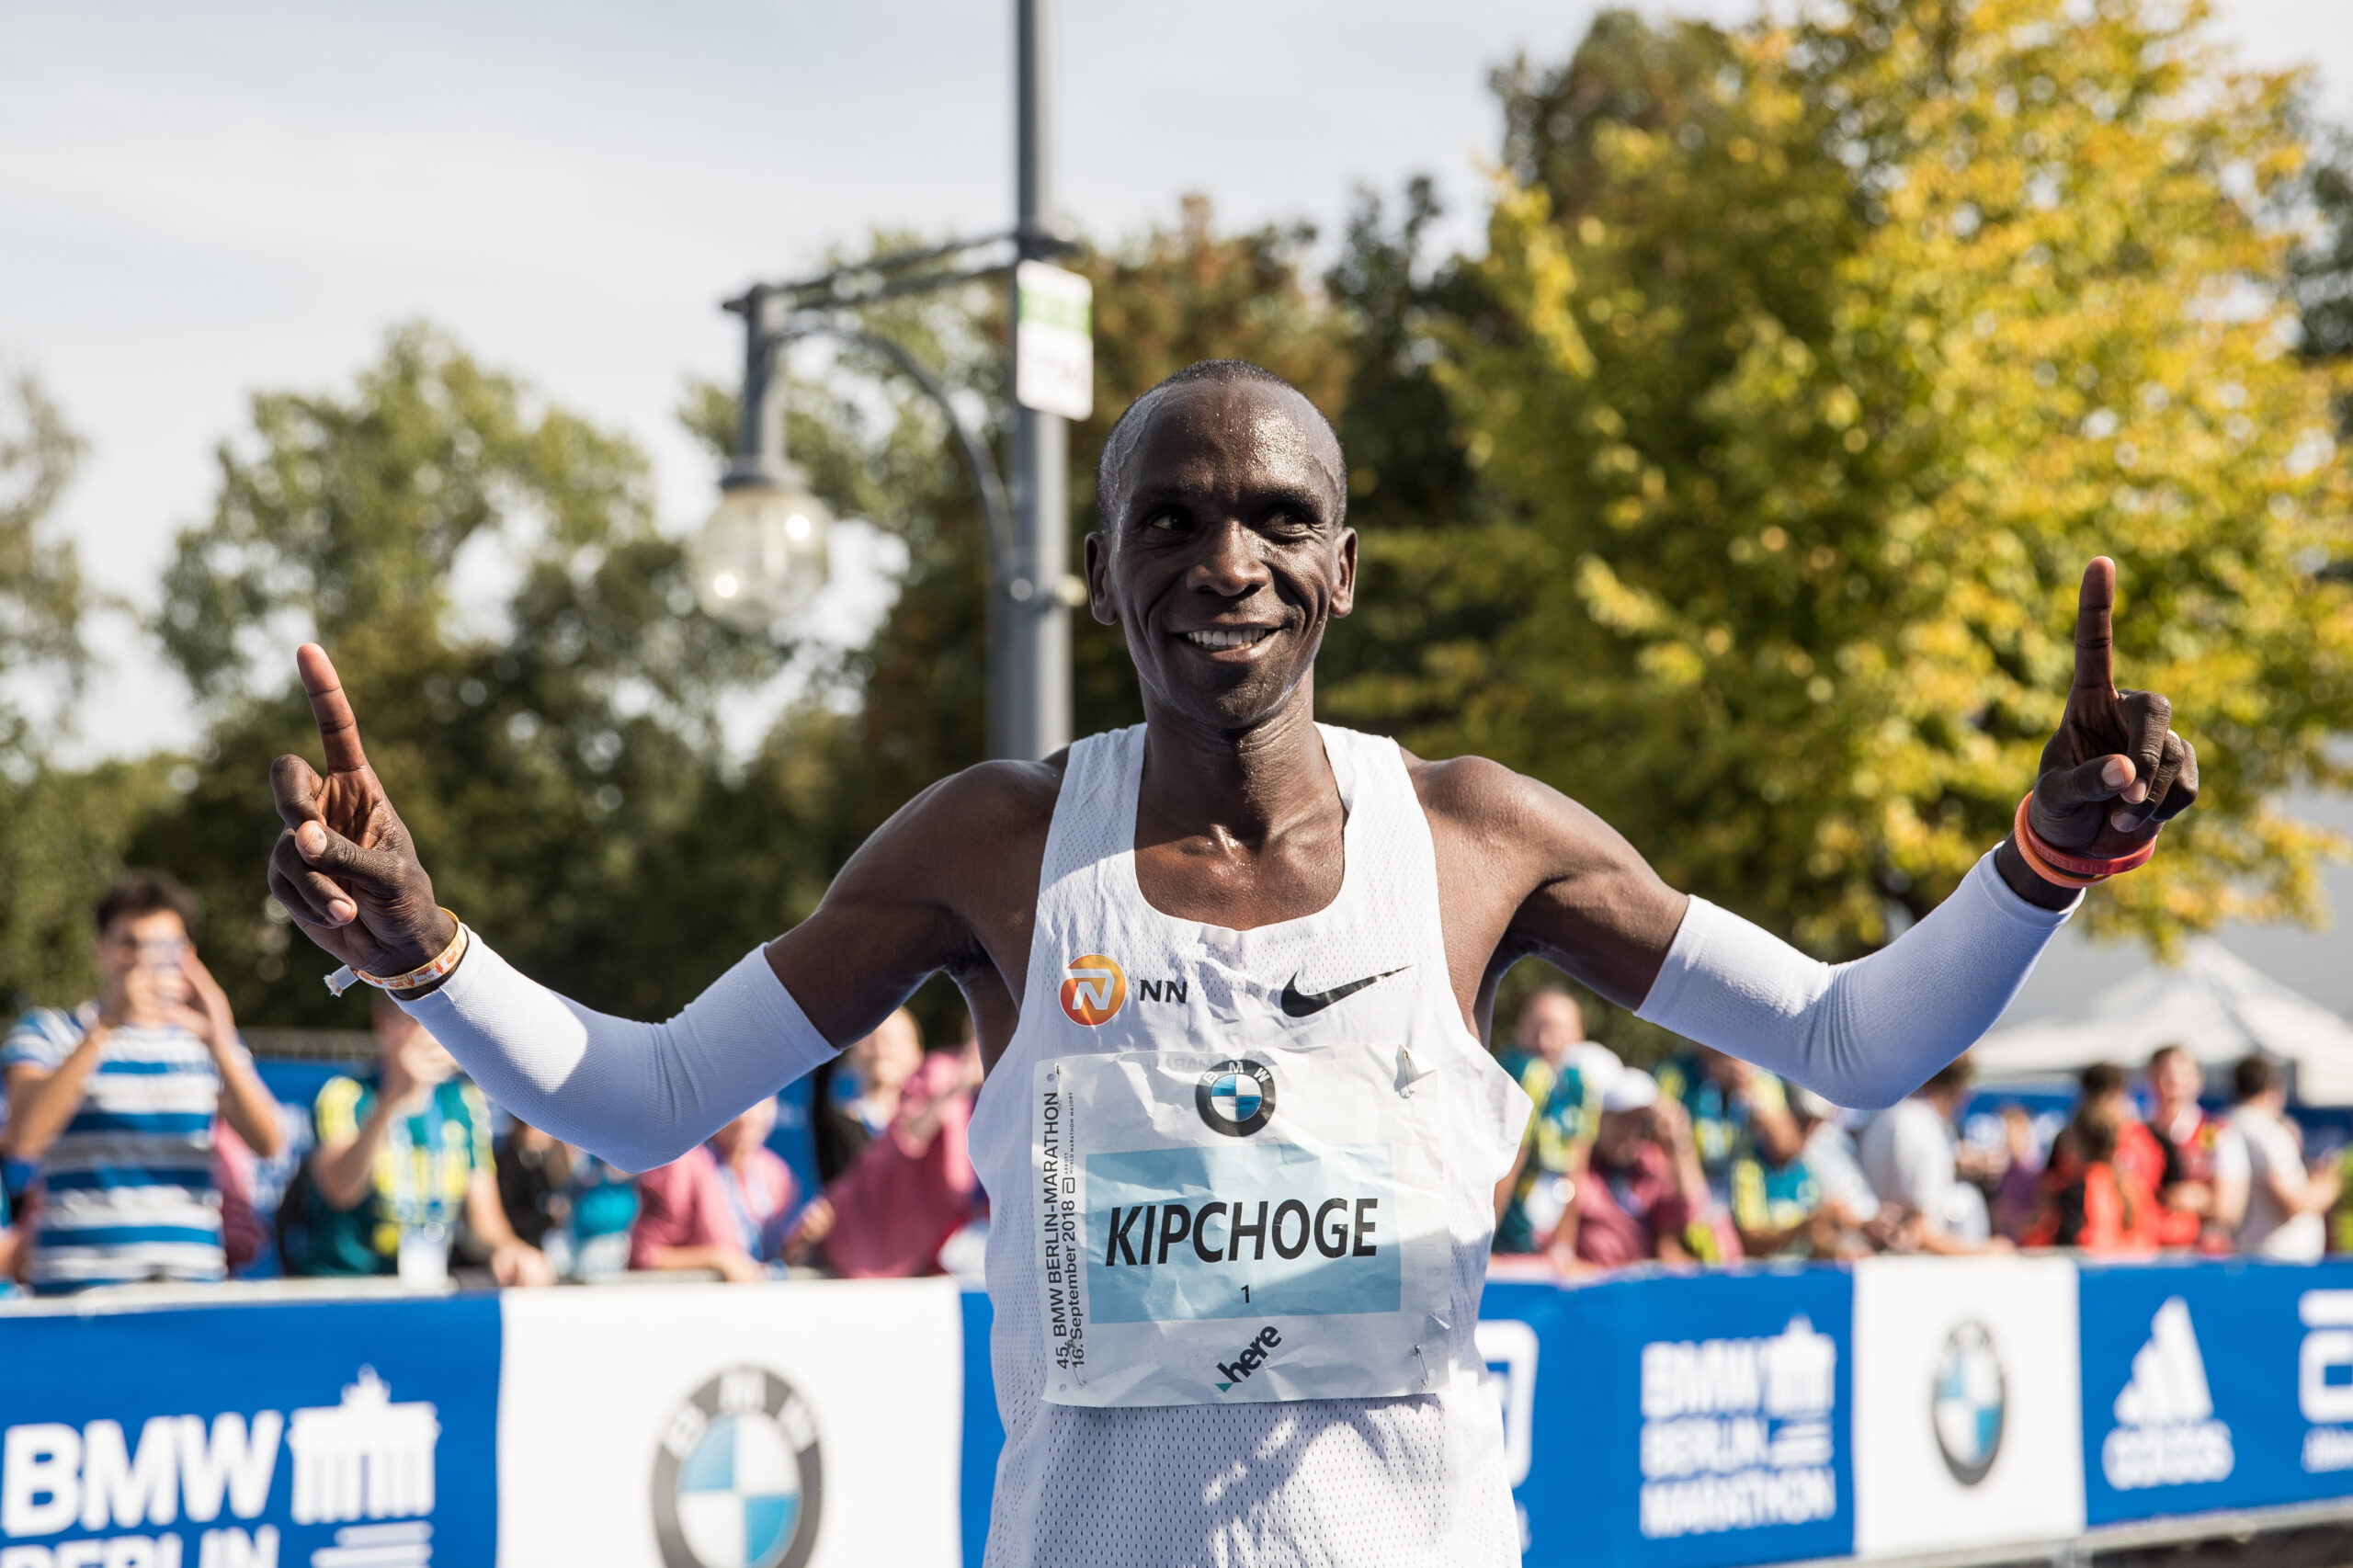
[{"xmin": 1190, "ymin": 517, "xmax": 1271, "ymax": 600}]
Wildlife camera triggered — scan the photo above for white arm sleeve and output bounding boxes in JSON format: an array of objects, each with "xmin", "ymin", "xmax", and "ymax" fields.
[
  {"xmin": 396, "ymin": 937, "xmax": 837, "ymax": 1172},
  {"xmin": 1635, "ymin": 849, "xmax": 2075, "ymax": 1110}
]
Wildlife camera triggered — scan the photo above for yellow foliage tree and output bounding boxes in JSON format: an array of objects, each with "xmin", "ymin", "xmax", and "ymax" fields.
[{"xmin": 1333, "ymin": 0, "xmax": 2353, "ymax": 955}]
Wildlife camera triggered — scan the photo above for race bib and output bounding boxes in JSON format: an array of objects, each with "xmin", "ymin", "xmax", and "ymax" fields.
[{"xmin": 1031, "ymin": 1043, "xmax": 1451, "ymax": 1407}]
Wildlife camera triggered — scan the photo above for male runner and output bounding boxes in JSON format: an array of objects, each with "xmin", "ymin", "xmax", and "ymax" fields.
[{"xmin": 265, "ymin": 359, "xmax": 2195, "ymax": 1566}]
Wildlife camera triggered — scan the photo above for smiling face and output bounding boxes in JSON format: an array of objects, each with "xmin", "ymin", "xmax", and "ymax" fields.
[{"xmin": 1086, "ymin": 376, "xmax": 1354, "ymax": 733}]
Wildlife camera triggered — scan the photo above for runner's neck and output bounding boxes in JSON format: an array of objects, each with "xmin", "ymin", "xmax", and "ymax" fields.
[{"xmin": 1134, "ymin": 686, "xmax": 1336, "ymax": 853}]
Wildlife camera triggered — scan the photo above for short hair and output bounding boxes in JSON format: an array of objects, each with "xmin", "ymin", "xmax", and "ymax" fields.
[
  {"xmin": 1925, "ymin": 1055, "xmax": 1974, "ymax": 1095},
  {"xmin": 1094, "ymin": 359, "xmax": 1346, "ymax": 528},
  {"xmin": 2147, "ymin": 1043, "xmax": 2192, "ymax": 1074},
  {"xmin": 2234, "ymin": 1054, "xmax": 2277, "ymax": 1102},
  {"xmin": 2078, "ymin": 1061, "xmax": 2128, "ymax": 1100},
  {"xmin": 94, "ymin": 869, "xmax": 201, "ymax": 941}
]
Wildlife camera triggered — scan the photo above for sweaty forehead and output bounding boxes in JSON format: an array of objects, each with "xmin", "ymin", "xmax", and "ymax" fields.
[{"xmin": 1105, "ymin": 380, "xmax": 1345, "ymax": 520}]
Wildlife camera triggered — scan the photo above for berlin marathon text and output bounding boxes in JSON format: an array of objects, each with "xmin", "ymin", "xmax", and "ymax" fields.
[{"xmin": 1040, "ymin": 1087, "xmax": 1085, "ymax": 1369}]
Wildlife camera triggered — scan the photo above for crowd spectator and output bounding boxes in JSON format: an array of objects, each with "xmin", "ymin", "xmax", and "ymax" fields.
[
  {"xmin": 1494, "ymin": 989, "xmax": 1606, "ymax": 1255},
  {"xmin": 2026, "ymin": 1064, "xmax": 2161, "ymax": 1253},
  {"xmin": 1733, "ymin": 1087, "xmax": 1890, "ymax": 1259},
  {"xmin": 631, "ymin": 1098, "xmax": 797, "ymax": 1283},
  {"xmin": 1568, "ymin": 1067, "xmax": 1723, "ymax": 1267},
  {"xmin": 2143, "ymin": 1045, "xmax": 2243, "ymax": 1250},
  {"xmin": 1990, "ymin": 1104, "xmax": 2047, "ymax": 1241},
  {"xmin": 1859, "ymin": 1057, "xmax": 2009, "ymax": 1255},
  {"xmin": 1, "ymin": 872, "xmax": 283, "ymax": 1293},
  {"xmin": 1655, "ymin": 1047, "xmax": 1802, "ymax": 1216},
  {"xmin": 2228, "ymin": 1055, "xmax": 2336, "ymax": 1261},
  {"xmin": 788, "ymin": 1013, "xmax": 982, "ymax": 1278},
  {"xmin": 281, "ymin": 993, "xmax": 552, "ymax": 1286},
  {"xmin": 496, "ymin": 1119, "xmax": 641, "ymax": 1280},
  {"xmin": 811, "ymin": 1007, "xmax": 927, "ymax": 1183}
]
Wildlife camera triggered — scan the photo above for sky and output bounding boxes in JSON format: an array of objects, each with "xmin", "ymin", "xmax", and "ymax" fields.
[{"xmin": 7, "ymin": 0, "xmax": 2353, "ymax": 1017}]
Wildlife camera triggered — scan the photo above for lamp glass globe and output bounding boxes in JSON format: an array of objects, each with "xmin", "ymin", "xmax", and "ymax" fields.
[{"xmin": 688, "ymin": 476, "xmax": 833, "ymax": 635}]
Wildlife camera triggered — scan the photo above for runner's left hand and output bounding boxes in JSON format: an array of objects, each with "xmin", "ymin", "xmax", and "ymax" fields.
[{"xmin": 2027, "ymin": 558, "xmax": 2198, "ymax": 856}]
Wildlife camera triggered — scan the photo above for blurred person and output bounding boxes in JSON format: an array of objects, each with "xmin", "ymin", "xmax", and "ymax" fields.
[
  {"xmin": 1567, "ymin": 1068, "xmax": 1725, "ymax": 1268},
  {"xmin": 1991, "ymin": 1104, "xmax": 2048, "ymax": 1241},
  {"xmin": 2027, "ymin": 1078, "xmax": 2157, "ymax": 1253},
  {"xmin": 1, "ymin": 871, "xmax": 283, "ymax": 1293},
  {"xmin": 498, "ymin": 1119, "xmax": 640, "ymax": 1280},
  {"xmin": 630, "ymin": 1099, "xmax": 796, "ymax": 1282},
  {"xmin": 1493, "ymin": 987, "xmax": 1605, "ymax": 1254},
  {"xmin": 788, "ymin": 1013, "xmax": 982, "ymax": 1278},
  {"xmin": 0, "ymin": 1187, "xmax": 18, "ymax": 1292},
  {"xmin": 2228, "ymin": 1055, "xmax": 2336, "ymax": 1260},
  {"xmin": 1656, "ymin": 1046, "xmax": 1803, "ymax": 1210},
  {"xmin": 1735, "ymin": 1087, "xmax": 1890, "ymax": 1258},
  {"xmin": 1859, "ymin": 1058, "xmax": 2010, "ymax": 1255},
  {"xmin": 282, "ymin": 992, "xmax": 551, "ymax": 1285},
  {"xmin": 2144, "ymin": 1045, "xmax": 2237, "ymax": 1249}
]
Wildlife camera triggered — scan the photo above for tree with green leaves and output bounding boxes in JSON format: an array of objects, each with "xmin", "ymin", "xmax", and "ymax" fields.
[
  {"xmin": 131, "ymin": 324, "xmax": 827, "ymax": 1024},
  {"xmin": 1331, "ymin": 0, "xmax": 2353, "ymax": 960}
]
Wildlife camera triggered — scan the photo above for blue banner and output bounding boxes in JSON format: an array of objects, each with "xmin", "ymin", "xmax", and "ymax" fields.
[
  {"xmin": 1488, "ymin": 1267, "xmax": 1854, "ymax": 1568},
  {"xmin": 2080, "ymin": 1257, "xmax": 2353, "ymax": 1526},
  {"xmin": 0, "ymin": 1294, "xmax": 500, "ymax": 1568}
]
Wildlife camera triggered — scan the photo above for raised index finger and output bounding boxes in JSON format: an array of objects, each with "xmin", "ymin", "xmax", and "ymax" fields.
[
  {"xmin": 2072, "ymin": 557, "xmax": 2117, "ymax": 699},
  {"xmin": 296, "ymin": 642, "xmax": 369, "ymax": 773}
]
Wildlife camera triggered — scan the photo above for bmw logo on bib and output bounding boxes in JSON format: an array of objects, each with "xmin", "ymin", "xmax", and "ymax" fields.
[
  {"xmin": 653, "ymin": 1367, "xmax": 824, "ymax": 1568},
  {"xmin": 1196, "ymin": 1058, "xmax": 1278, "ymax": 1138},
  {"xmin": 1930, "ymin": 1321, "xmax": 2006, "ymax": 1487}
]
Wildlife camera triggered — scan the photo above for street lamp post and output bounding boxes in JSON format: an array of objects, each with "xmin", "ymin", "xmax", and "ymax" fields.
[
  {"xmin": 1008, "ymin": 0, "xmax": 1070, "ymax": 762},
  {"xmin": 692, "ymin": 1, "xmax": 1080, "ymax": 761}
]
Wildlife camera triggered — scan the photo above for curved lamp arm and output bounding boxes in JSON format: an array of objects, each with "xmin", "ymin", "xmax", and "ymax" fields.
[{"xmin": 769, "ymin": 321, "xmax": 1017, "ymax": 588}]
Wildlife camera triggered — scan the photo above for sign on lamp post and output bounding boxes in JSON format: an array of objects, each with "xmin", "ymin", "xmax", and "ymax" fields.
[{"xmin": 1014, "ymin": 260, "xmax": 1093, "ymax": 421}]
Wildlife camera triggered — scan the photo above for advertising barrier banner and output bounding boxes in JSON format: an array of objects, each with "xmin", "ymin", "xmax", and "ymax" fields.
[
  {"xmin": 1486, "ymin": 1267, "xmax": 1855, "ymax": 1568},
  {"xmin": 499, "ymin": 1279, "xmax": 964, "ymax": 1568},
  {"xmin": 17, "ymin": 1257, "xmax": 2353, "ymax": 1568},
  {"xmin": 2078, "ymin": 1257, "xmax": 2353, "ymax": 1526},
  {"xmin": 1850, "ymin": 1256, "xmax": 2086, "ymax": 1558},
  {"xmin": 0, "ymin": 1293, "xmax": 500, "ymax": 1568}
]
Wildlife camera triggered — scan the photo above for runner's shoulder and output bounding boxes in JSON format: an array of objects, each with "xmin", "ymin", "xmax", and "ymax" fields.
[
  {"xmin": 884, "ymin": 752, "xmax": 1069, "ymax": 865},
  {"xmin": 1403, "ymin": 750, "xmax": 1581, "ymax": 838},
  {"xmin": 1401, "ymin": 749, "xmax": 1641, "ymax": 869}
]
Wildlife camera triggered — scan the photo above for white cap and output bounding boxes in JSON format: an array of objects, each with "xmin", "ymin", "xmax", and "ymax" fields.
[
  {"xmin": 1565, "ymin": 1040, "xmax": 1623, "ymax": 1081},
  {"xmin": 1602, "ymin": 1066, "xmax": 1660, "ymax": 1114}
]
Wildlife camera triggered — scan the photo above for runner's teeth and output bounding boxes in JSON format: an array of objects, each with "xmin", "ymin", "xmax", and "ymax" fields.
[{"xmin": 1184, "ymin": 628, "xmax": 1273, "ymax": 650}]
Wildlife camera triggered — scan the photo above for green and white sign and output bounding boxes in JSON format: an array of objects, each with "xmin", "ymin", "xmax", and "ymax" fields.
[{"xmin": 1015, "ymin": 260, "xmax": 1094, "ymax": 421}]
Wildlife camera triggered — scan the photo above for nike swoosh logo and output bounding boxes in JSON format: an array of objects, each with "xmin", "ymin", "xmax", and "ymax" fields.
[{"xmin": 1279, "ymin": 967, "xmax": 1407, "ymax": 1017}]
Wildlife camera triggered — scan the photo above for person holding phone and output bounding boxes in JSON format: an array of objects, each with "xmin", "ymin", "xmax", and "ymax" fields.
[{"xmin": 1, "ymin": 871, "xmax": 283, "ymax": 1292}]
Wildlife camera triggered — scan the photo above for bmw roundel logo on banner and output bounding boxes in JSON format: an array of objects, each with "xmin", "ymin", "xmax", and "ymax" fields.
[
  {"xmin": 1196, "ymin": 1058, "xmax": 1278, "ymax": 1137},
  {"xmin": 1931, "ymin": 1321, "xmax": 2006, "ymax": 1487},
  {"xmin": 653, "ymin": 1367, "xmax": 824, "ymax": 1568}
]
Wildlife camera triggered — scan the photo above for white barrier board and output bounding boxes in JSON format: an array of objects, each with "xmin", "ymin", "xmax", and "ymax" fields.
[
  {"xmin": 1852, "ymin": 1256, "xmax": 2086, "ymax": 1557},
  {"xmin": 498, "ymin": 1278, "xmax": 965, "ymax": 1568}
]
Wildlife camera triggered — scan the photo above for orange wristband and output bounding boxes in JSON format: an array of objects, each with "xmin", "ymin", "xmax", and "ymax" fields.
[{"xmin": 2011, "ymin": 797, "xmax": 2108, "ymax": 890}]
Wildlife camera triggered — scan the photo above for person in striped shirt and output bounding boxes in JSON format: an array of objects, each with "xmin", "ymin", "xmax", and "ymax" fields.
[{"xmin": 0, "ymin": 870, "xmax": 284, "ymax": 1292}]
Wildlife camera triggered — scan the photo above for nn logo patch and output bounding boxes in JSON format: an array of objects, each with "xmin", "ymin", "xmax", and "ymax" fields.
[
  {"xmin": 1215, "ymin": 1326, "xmax": 1283, "ymax": 1392},
  {"xmin": 1061, "ymin": 955, "xmax": 1127, "ymax": 1026}
]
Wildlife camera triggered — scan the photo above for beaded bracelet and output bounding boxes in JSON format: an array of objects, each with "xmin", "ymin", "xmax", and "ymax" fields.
[{"xmin": 324, "ymin": 909, "xmax": 471, "ymax": 998}]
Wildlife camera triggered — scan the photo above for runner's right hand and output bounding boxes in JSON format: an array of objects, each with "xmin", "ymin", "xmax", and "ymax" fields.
[{"xmin": 267, "ymin": 644, "xmax": 456, "ymax": 979}]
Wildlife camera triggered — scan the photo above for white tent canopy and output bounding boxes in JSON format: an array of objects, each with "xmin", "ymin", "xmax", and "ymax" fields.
[{"xmin": 1972, "ymin": 938, "xmax": 2353, "ymax": 1104}]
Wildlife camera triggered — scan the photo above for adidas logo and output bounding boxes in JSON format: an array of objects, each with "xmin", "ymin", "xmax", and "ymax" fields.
[{"xmin": 2101, "ymin": 1296, "xmax": 2234, "ymax": 1490}]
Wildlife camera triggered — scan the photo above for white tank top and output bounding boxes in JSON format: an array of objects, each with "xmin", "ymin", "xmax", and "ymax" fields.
[{"xmin": 968, "ymin": 723, "xmax": 1532, "ymax": 1568}]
